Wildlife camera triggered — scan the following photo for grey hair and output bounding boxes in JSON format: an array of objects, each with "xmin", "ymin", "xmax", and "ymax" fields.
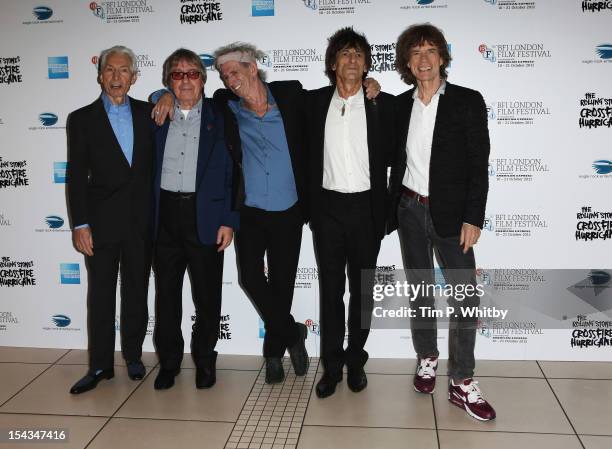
[
  {"xmin": 213, "ymin": 42, "xmax": 267, "ymax": 81},
  {"xmin": 98, "ymin": 45, "xmax": 137, "ymax": 75}
]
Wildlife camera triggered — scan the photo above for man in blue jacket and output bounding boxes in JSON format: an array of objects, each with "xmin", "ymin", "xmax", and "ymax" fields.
[{"xmin": 151, "ymin": 48, "xmax": 238, "ymax": 390}]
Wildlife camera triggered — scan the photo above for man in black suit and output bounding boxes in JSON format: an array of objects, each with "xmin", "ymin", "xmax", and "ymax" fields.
[
  {"xmin": 388, "ymin": 24, "xmax": 495, "ymax": 421},
  {"xmin": 308, "ymin": 27, "xmax": 395, "ymax": 398},
  {"xmin": 67, "ymin": 45, "xmax": 154, "ymax": 394}
]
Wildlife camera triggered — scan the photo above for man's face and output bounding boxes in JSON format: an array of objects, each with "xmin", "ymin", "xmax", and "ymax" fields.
[
  {"xmin": 170, "ymin": 59, "xmax": 204, "ymax": 107},
  {"xmin": 332, "ymin": 46, "xmax": 367, "ymax": 83},
  {"xmin": 99, "ymin": 52, "xmax": 136, "ymax": 102},
  {"xmin": 218, "ymin": 60, "xmax": 257, "ymax": 99},
  {"xmin": 407, "ymin": 41, "xmax": 443, "ymax": 84}
]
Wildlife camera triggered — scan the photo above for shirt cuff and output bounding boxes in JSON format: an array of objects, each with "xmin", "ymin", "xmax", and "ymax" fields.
[{"xmin": 74, "ymin": 224, "xmax": 89, "ymax": 230}]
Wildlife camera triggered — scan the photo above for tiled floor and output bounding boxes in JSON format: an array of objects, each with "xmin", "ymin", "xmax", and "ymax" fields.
[{"xmin": 1, "ymin": 347, "xmax": 610, "ymax": 449}]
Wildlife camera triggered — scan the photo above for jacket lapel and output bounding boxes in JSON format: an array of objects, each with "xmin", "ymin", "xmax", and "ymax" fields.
[
  {"xmin": 129, "ymin": 97, "xmax": 146, "ymax": 171},
  {"xmin": 315, "ymin": 86, "xmax": 335, "ymax": 188},
  {"xmin": 364, "ymin": 87, "xmax": 379, "ymax": 179},
  {"xmin": 195, "ymin": 100, "xmax": 215, "ymax": 189}
]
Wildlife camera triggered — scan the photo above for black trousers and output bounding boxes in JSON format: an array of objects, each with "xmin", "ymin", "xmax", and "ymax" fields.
[
  {"xmin": 236, "ymin": 204, "xmax": 303, "ymax": 357},
  {"xmin": 397, "ymin": 193, "xmax": 479, "ymax": 381},
  {"xmin": 86, "ymin": 229, "xmax": 151, "ymax": 370},
  {"xmin": 153, "ymin": 190, "xmax": 223, "ymax": 370},
  {"xmin": 313, "ymin": 190, "xmax": 381, "ymax": 375}
]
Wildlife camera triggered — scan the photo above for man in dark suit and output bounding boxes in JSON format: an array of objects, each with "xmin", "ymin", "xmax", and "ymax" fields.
[
  {"xmin": 151, "ymin": 48, "xmax": 238, "ymax": 390},
  {"xmin": 388, "ymin": 24, "xmax": 496, "ymax": 421},
  {"xmin": 308, "ymin": 27, "xmax": 395, "ymax": 398},
  {"xmin": 67, "ymin": 45, "xmax": 153, "ymax": 394}
]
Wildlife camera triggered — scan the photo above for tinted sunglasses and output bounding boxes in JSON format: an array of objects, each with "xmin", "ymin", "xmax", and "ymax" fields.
[{"xmin": 170, "ymin": 70, "xmax": 202, "ymax": 81}]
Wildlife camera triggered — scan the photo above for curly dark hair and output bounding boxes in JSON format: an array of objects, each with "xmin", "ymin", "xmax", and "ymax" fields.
[
  {"xmin": 395, "ymin": 23, "xmax": 451, "ymax": 86},
  {"xmin": 324, "ymin": 27, "xmax": 371, "ymax": 85}
]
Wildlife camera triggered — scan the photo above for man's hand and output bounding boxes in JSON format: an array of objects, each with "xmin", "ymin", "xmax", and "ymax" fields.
[
  {"xmin": 151, "ymin": 92, "xmax": 175, "ymax": 125},
  {"xmin": 459, "ymin": 223, "xmax": 481, "ymax": 254},
  {"xmin": 363, "ymin": 77, "xmax": 381, "ymax": 100},
  {"xmin": 73, "ymin": 227, "xmax": 94, "ymax": 257},
  {"xmin": 216, "ymin": 226, "xmax": 234, "ymax": 252}
]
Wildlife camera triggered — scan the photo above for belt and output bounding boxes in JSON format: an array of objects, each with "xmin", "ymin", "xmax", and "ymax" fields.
[
  {"xmin": 401, "ymin": 186, "xmax": 429, "ymax": 205},
  {"xmin": 161, "ymin": 189, "xmax": 195, "ymax": 200}
]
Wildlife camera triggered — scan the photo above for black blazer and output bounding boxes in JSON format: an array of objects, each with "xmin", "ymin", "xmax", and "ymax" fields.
[
  {"xmin": 67, "ymin": 96, "xmax": 154, "ymax": 244},
  {"xmin": 213, "ymin": 80, "xmax": 309, "ymax": 222},
  {"xmin": 388, "ymin": 82, "xmax": 490, "ymax": 238},
  {"xmin": 307, "ymin": 85, "xmax": 395, "ymax": 241}
]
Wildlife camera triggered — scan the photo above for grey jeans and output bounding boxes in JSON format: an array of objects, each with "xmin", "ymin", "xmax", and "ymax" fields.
[{"xmin": 397, "ymin": 194, "xmax": 479, "ymax": 381}]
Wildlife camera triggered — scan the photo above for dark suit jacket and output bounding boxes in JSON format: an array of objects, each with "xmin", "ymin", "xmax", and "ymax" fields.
[
  {"xmin": 388, "ymin": 82, "xmax": 490, "ymax": 238},
  {"xmin": 307, "ymin": 85, "xmax": 395, "ymax": 241},
  {"xmin": 152, "ymin": 97, "xmax": 239, "ymax": 246},
  {"xmin": 213, "ymin": 81, "xmax": 309, "ymax": 222},
  {"xmin": 67, "ymin": 96, "xmax": 154, "ymax": 245}
]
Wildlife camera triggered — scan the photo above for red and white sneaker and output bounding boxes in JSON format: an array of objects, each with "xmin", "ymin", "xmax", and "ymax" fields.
[
  {"xmin": 413, "ymin": 357, "xmax": 438, "ymax": 394},
  {"xmin": 448, "ymin": 378, "xmax": 496, "ymax": 421}
]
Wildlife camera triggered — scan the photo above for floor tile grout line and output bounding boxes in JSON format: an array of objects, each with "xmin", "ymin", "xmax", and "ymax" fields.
[
  {"xmin": 302, "ymin": 424, "xmax": 583, "ymax": 435},
  {"xmin": 0, "ymin": 362, "xmax": 58, "ymax": 409},
  {"xmin": 83, "ymin": 360, "xmax": 159, "ymax": 449},
  {"xmin": 430, "ymin": 393, "xmax": 441, "ymax": 449},
  {"xmin": 294, "ymin": 357, "xmax": 320, "ymax": 446},
  {"xmin": 536, "ymin": 361, "xmax": 586, "ymax": 449}
]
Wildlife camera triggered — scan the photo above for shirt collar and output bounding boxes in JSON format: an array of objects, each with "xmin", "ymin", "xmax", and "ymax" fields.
[
  {"xmin": 412, "ymin": 80, "xmax": 446, "ymax": 100},
  {"xmin": 229, "ymin": 82, "xmax": 277, "ymax": 113},
  {"xmin": 174, "ymin": 96, "xmax": 203, "ymax": 117},
  {"xmin": 101, "ymin": 92, "xmax": 131, "ymax": 113},
  {"xmin": 333, "ymin": 86, "xmax": 364, "ymax": 104}
]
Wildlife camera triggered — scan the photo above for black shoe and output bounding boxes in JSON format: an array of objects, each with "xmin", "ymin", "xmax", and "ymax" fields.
[
  {"xmin": 196, "ymin": 353, "xmax": 217, "ymax": 389},
  {"xmin": 265, "ymin": 357, "xmax": 285, "ymax": 384},
  {"xmin": 154, "ymin": 368, "xmax": 180, "ymax": 390},
  {"xmin": 347, "ymin": 366, "xmax": 367, "ymax": 393},
  {"xmin": 315, "ymin": 372, "xmax": 342, "ymax": 399},
  {"xmin": 127, "ymin": 360, "xmax": 145, "ymax": 380},
  {"xmin": 69, "ymin": 369, "xmax": 114, "ymax": 394},
  {"xmin": 288, "ymin": 323, "xmax": 309, "ymax": 376}
]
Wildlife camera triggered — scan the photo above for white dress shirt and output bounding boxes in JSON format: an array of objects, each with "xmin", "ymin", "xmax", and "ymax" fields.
[
  {"xmin": 323, "ymin": 88, "xmax": 370, "ymax": 193},
  {"xmin": 402, "ymin": 82, "xmax": 446, "ymax": 196}
]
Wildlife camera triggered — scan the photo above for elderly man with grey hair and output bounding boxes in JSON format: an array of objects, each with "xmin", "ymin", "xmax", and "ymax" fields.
[{"xmin": 68, "ymin": 45, "xmax": 154, "ymax": 394}]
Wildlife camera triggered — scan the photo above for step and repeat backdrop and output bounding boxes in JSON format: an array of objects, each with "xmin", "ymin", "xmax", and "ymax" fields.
[{"xmin": 0, "ymin": 1, "xmax": 611, "ymax": 361}]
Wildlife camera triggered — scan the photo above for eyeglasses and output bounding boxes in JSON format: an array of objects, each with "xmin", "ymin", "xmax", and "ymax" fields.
[{"xmin": 170, "ymin": 71, "xmax": 202, "ymax": 81}]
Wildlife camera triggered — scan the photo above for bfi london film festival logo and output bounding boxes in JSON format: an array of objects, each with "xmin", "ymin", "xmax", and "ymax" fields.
[
  {"xmin": 89, "ymin": 1, "xmax": 154, "ymax": 23},
  {"xmin": 252, "ymin": 0, "xmax": 274, "ymax": 16},
  {"xmin": 478, "ymin": 42, "xmax": 551, "ymax": 68},
  {"xmin": 582, "ymin": 44, "xmax": 612, "ymax": 64},
  {"xmin": 483, "ymin": 0, "xmax": 536, "ymax": 10},
  {"xmin": 0, "ymin": 311, "xmax": 19, "ymax": 332},
  {"xmin": 482, "ymin": 213, "xmax": 548, "ymax": 238},
  {"xmin": 0, "ymin": 212, "xmax": 11, "ymax": 227},
  {"xmin": 582, "ymin": 0, "xmax": 612, "ymax": 12},
  {"xmin": 486, "ymin": 99, "xmax": 550, "ymax": 126},
  {"xmin": 300, "ymin": 0, "xmax": 374, "ymax": 16},
  {"xmin": 0, "ymin": 257, "xmax": 36, "ymax": 287},
  {"xmin": 258, "ymin": 48, "xmax": 323, "ymax": 74},
  {"xmin": 295, "ymin": 266, "xmax": 318, "ymax": 289},
  {"xmin": 400, "ymin": 0, "xmax": 448, "ymax": 10},
  {"xmin": 0, "ymin": 56, "xmax": 23, "ymax": 85},
  {"xmin": 91, "ymin": 53, "xmax": 156, "ymax": 75},
  {"xmin": 0, "ymin": 158, "xmax": 29, "ymax": 189},
  {"xmin": 488, "ymin": 158, "xmax": 549, "ymax": 183},
  {"xmin": 578, "ymin": 92, "xmax": 612, "ymax": 129},
  {"xmin": 178, "ymin": 0, "xmax": 223, "ymax": 25},
  {"xmin": 28, "ymin": 113, "xmax": 65, "ymax": 131},
  {"xmin": 23, "ymin": 6, "xmax": 63, "ymax": 24},
  {"xmin": 575, "ymin": 207, "xmax": 612, "ymax": 242}
]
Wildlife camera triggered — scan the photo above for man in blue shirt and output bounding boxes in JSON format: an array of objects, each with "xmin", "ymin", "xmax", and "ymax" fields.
[{"xmin": 67, "ymin": 46, "xmax": 154, "ymax": 394}]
